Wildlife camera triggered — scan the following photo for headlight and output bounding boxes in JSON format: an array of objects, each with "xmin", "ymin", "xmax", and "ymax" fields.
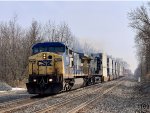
[
  {"xmin": 49, "ymin": 79, "xmax": 53, "ymax": 82},
  {"xmin": 33, "ymin": 79, "xmax": 37, "ymax": 82},
  {"xmin": 43, "ymin": 53, "xmax": 47, "ymax": 59},
  {"xmin": 43, "ymin": 56, "xmax": 46, "ymax": 59}
]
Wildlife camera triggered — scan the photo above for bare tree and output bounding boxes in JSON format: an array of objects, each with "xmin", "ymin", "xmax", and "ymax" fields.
[
  {"xmin": 21, "ymin": 20, "xmax": 43, "ymax": 80},
  {"xmin": 57, "ymin": 22, "xmax": 74, "ymax": 48},
  {"xmin": 128, "ymin": 4, "xmax": 150, "ymax": 76},
  {"xmin": 0, "ymin": 18, "xmax": 44, "ymax": 86},
  {"xmin": 44, "ymin": 21, "xmax": 74, "ymax": 49},
  {"xmin": 0, "ymin": 16, "xmax": 25, "ymax": 85},
  {"xmin": 44, "ymin": 21, "xmax": 56, "ymax": 42},
  {"xmin": 82, "ymin": 41, "xmax": 96, "ymax": 55}
]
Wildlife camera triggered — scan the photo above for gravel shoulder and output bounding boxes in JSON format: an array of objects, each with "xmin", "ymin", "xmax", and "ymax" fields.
[{"xmin": 78, "ymin": 76, "xmax": 150, "ymax": 113}]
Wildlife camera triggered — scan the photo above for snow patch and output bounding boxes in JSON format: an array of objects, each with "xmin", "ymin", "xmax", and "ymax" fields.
[
  {"xmin": 0, "ymin": 82, "xmax": 12, "ymax": 91},
  {"xmin": 0, "ymin": 91, "xmax": 7, "ymax": 93},
  {"xmin": 11, "ymin": 88, "xmax": 26, "ymax": 91}
]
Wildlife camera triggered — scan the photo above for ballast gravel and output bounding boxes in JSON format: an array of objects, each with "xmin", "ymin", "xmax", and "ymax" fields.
[
  {"xmin": 11, "ymin": 77, "xmax": 123, "ymax": 113},
  {"xmin": 78, "ymin": 76, "xmax": 150, "ymax": 113},
  {"xmin": 1, "ymin": 76, "xmax": 150, "ymax": 113}
]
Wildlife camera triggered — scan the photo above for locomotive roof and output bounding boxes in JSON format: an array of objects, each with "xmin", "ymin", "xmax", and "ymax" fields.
[
  {"xmin": 78, "ymin": 53, "xmax": 92, "ymax": 60},
  {"xmin": 32, "ymin": 42, "xmax": 66, "ymax": 48}
]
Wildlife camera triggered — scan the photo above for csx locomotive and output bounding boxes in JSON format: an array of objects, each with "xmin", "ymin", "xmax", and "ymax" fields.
[{"xmin": 26, "ymin": 42, "xmax": 123, "ymax": 94}]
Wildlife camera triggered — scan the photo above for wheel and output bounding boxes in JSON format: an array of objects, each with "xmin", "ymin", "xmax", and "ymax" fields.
[{"xmin": 64, "ymin": 83, "xmax": 72, "ymax": 91}]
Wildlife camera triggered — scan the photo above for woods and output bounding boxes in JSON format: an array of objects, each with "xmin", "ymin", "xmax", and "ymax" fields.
[
  {"xmin": 128, "ymin": 3, "xmax": 150, "ymax": 77},
  {"xmin": 0, "ymin": 17, "xmax": 96, "ymax": 86}
]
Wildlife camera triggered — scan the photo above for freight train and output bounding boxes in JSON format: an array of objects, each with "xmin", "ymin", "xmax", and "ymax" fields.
[{"xmin": 26, "ymin": 42, "xmax": 124, "ymax": 94}]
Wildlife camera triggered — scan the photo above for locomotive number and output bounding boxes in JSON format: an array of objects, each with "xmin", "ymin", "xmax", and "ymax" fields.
[{"xmin": 38, "ymin": 60, "xmax": 52, "ymax": 66}]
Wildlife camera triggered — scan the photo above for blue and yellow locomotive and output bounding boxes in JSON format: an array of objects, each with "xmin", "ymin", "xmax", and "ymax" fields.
[{"xmin": 26, "ymin": 42, "xmax": 102, "ymax": 94}]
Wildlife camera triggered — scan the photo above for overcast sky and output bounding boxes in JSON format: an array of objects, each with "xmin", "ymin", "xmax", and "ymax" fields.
[{"xmin": 0, "ymin": 1, "xmax": 146, "ymax": 72}]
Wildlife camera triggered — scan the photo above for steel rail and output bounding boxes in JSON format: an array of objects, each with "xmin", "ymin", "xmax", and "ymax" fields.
[
  {"xmin": 35, "ymin": 78, "xmax": 124, "ymax": 113},
  {"xmin": 0, "ymin": 82, "xmax": 102, "ymax": 113},
  {"xmin": 67, "ymin": 80, "xmax": 124, "ymax": 113}
]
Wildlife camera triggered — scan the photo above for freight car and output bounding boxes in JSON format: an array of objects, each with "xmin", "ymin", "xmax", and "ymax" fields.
[
  {"xmin": 26, "ymin": 42, "xmax": 102, "ymax": 94},
  {"xmin": 91, "ymin": 53, "xmax": 124, "ymax": 81}
]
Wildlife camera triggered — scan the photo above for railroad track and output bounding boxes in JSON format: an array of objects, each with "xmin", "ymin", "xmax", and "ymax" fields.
[
  {"xmin": 35, "ymin": 78, "xmax": 124, "ymax": 113},
  {"xmin": 0, "ymin": 95, "xmax": 39, "ymax": 111},
  {"xmin": 0, "ymin": 81, "xmax": 103, "ymax": 113},
  {"xmin": 67, "ymin": 80, "xmax": 124, "ymax": 113}
]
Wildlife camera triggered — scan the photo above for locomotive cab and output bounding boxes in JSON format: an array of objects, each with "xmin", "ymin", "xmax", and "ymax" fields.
[{"xmin": 26, "ymin": 42, "xmax": 65, "ymax": 94}]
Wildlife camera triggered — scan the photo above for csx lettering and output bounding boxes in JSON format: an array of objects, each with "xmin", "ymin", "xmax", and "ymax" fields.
[{"xmin": 38, "ymin": 60, "xmax": 52, "ymax": 66}]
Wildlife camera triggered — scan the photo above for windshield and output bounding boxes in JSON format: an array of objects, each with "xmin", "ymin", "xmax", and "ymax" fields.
[
  {"xmin": 33, "ymin": 48, "xmax": 39, "ymax": 54},
  {"xmin": 54, "ymin": 47, "xmax": 64, "ymax": 52},
  {"xmin": 32, "ymin": 46, "xmax": 65, "ymax": 54},
  {"xmin": 39, "ymin": 47, "xmax": 46, "ymax": 52}
]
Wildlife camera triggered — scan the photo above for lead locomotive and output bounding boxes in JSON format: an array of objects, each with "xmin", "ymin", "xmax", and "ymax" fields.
[{"xmin": 26, "ymin": 42, "xmax": 122, "ymax": 95}]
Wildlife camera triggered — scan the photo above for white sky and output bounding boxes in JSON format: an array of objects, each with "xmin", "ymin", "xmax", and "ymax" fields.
[{"xmin": 0, "ymin": 1, "xmax": 146, "ymax": 72}]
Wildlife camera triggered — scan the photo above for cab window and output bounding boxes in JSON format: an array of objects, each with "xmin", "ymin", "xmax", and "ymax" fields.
[
  {"xmin": 33, "ymin": 48, "xmax": 39, "ymax": 54},
  {"xmin": 39, "ymin": 47, "xmax": 45, "ymax": 52},
  {"xmin": 55, "ymin": 47, "xmax": 64, "ymax": 52},
  {"xmin": 48, "ymin": 47, "xmax": 55, "ymax": 52}
]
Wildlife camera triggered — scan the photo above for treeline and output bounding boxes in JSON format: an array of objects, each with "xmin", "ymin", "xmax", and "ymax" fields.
[
  {"xmin": 128, "ymin": 3, "xmax": 150, "ymax": 77},
  {"xmin": 0, "ymin": 16, "xmax": 129, "ymax": 86},
  {"xmin": 0, "ymin": 16, "xmax": 96, "ymax": 86}
]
